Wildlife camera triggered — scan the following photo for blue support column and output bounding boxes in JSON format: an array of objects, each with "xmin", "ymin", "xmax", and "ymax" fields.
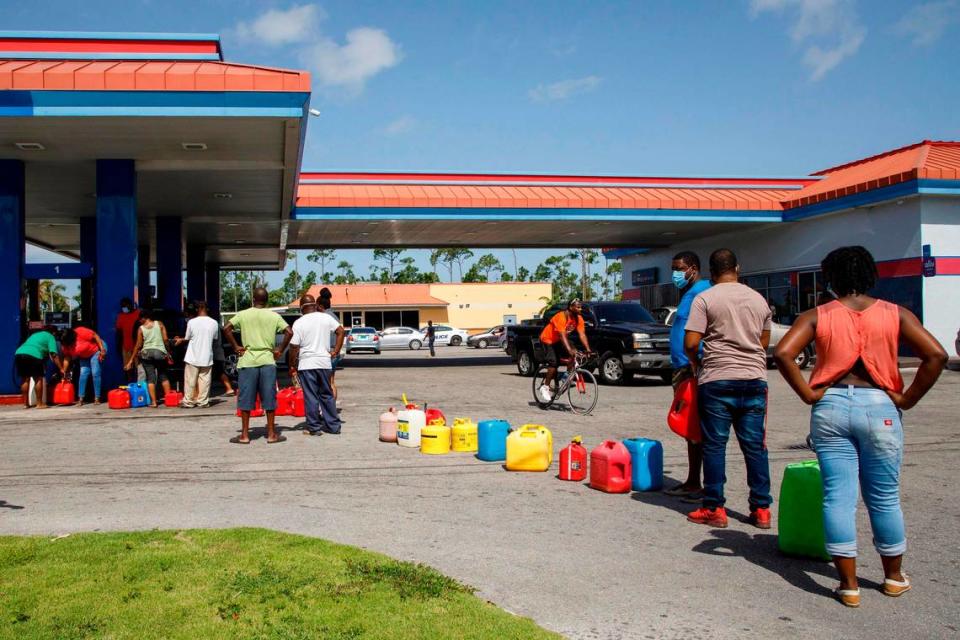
[
  {"xmin": 156, "ymin": 216, "xmax": 182, "ymax": 312},
  {"xmin": 186, "ymin": 244, "xmax": 206, "ymax": 304},
  {"xmin": 0, "ymin": 160, "xmax": 25, "ymax": 394},
  {"xmin": 95, "ymin": 159, "xmax": 138, "ymax": 392},
  {"xmin": 206, "ymin": 263, "xmax": 221, "ymax": 320},
  {"xmin": 137, "ymin": 243, "xmax": 151, "ymax": 307},
  {"xmin": 79, "ymin": 217, "xmax": 96, "ymax": 325}
]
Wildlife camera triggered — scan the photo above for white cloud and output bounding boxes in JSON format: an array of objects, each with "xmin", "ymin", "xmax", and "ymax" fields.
[
  {"xmin": 301, "ymin": 27, "xmax": 402, "ymax": 90},
  {"xmin": 893, "ymin": 1, "xmax": 958, "ymax": 47},
  {"xmin": 750, "ymin": 0, "xmax": 866, "ymax": 81},
  {"xmin": 384, "ymin": 115, "xmax": 416, "ymax": 136},
  {"xmin": 227, "ymin": 5, "xmax": 401, "ymax": 93},
  {"xmin": 528, "ymin": 75, "xmax": 602, "ymax": 102},
  {"xmin": 231, "ymin": 4, "xmax": 321, "ymax": 46}
]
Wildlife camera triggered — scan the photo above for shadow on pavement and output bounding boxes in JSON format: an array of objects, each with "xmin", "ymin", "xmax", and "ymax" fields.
[
  {"xmin": 691, "ymin": 530, "xmax": 882, "ymax": 599},
  {"xmin": 0, "ymin": 500, "xmax": 24, "ymax": 510}
]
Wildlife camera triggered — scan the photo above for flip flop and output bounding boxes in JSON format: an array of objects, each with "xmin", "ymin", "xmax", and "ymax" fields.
[
  {"xmin": 223, "ymin": 390, "xmax": 237, "ymax": 397},
  {"xmin": 229, "ymin": 436, "xmax": 250, "ymax": 445},
  {"xmin": 266, "ymin": 436, "xmax": 287, "ymax": 444}
]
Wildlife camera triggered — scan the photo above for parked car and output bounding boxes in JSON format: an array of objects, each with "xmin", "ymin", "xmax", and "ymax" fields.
[
  {"xmin": 653, "ymin": 305, "xmax": 814, "ymax": 369},
  {"xmin": 422, "ymin": 324, "xmax": 470, "ymax": 346},
  {"xmin": 345, "ymin": 326, "xmax": 381, "ymax": 354},
  {"xmin": 379, "ymin": 326, "xmax": 426, "ymax": 350},
  {"xmin": 506, "ymin": 301, "xmax": 672, "ymax": 385},
  {"xmin": 467, "ymin": 325, "xmax": 507, "ymax": 349}
]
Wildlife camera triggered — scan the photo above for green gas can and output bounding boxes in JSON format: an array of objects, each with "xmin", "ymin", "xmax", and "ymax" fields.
[{"xmin": 778, "ymin": 459, "xmax": 830, "ymax": 561}]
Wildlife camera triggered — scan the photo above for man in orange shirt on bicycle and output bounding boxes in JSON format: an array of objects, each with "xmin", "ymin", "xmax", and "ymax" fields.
[{"xmin": 538, "ymin": 298, "xmax": 592, "ymax": 403}]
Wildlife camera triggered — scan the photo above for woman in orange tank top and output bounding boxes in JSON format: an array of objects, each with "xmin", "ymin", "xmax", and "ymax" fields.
[{"xmin": 775, "ymin": 246, "xmax": 946, "ymax": 608}]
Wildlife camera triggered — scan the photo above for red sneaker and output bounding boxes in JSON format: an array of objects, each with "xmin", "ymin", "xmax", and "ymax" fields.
[
  {"xmin": 687, "ymin": 506, "xmax": 728, "ymax": 528},
  {"xmin": 749, "ymin": 507, "xmax": 772, "ymax": 529}
]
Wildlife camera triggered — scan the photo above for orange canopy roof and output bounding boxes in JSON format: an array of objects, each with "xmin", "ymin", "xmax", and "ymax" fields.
[
  {"xmin": 296, "ymin": 284, "xmax": 448, "ymax": 309},
  {"xmin": 783, "ymin": 140, "xmax": 960, "ymax": 209},
  {"xmin": 0, "ymin": 59, "xmax": 310, "ymax": 92},
  {"xmin": 296, "ymin": 182, "xmax": 795, "ymax": 211}
]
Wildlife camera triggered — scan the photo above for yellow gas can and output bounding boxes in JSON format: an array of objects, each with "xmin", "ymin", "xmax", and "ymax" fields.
[
  {"xmin": 506, "ymin": 424, "xmax": 553, "ymax": 472},
  {"xmin": 420, "ymin": 423, "xmax": 452, "ymax": 455},
  {"xmin": 451, "ymin": 418, "xmax": 478, "ymax": 453}
]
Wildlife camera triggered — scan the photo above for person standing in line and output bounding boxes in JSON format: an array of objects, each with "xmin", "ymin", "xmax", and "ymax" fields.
[
  {"xmin": 683, "ymin": 249, "xmax": 773, "ymax": 530},
  {"xmin": 288, "ymin": 294, "xmax": 345, "ymax": 436},
  {"xmin": 224, "ymin": 287, "xmax": 293, "ymax": 445},
  {"xmin": 426, "ymin": 320, "xmax": 437, "ymax": 357},
  {"xmin": 14, "ymin": 326, "xmax": 62, "ymax": 408},
  {"xmin": 124, "ymin": 308, "xmax": 173, "ymax": 407},
  {"xmin": 319, "ymin": 293, "xmax": 343, "ymax": 412},
  {"xmin": 663, "ymin": 250, "xmax": 711, "ymax": 502},
  {"xmin": 115, "ymin": 297, "xmax": 141, "ymax": 383},
  {"xmin": 174, "ymin": 301, "xmax": 220, "ymax": 408},
  {"xmin": 775, "ymin": 246, "xmax": 946, "ymax": 608},
  {"xmin": 60, "ymin": 325, "xmax": 108, "ymax": 406}
]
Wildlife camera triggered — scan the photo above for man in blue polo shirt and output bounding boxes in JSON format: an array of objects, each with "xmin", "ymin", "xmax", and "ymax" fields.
[{"xmin": 663, "ymin": 250, "xmax": 711, "ymax": 500}]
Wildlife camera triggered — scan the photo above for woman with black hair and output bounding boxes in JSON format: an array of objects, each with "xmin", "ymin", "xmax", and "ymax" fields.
[
  {"xmin": 124, "ymin": 308, "xmax": 173, "ymax": 407},
  {"xmin": 775, "ymin": 246, "xmax": 947, "ymax": 608}
]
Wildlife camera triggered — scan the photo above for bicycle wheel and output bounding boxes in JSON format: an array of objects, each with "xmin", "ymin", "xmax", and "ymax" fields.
[
  {"xmin": 532, "ymin": 364, "xmax": 557, "ymax": 409},
  {"xmin": 567, "ymin": 368, "xmax": 598, "ymax": 415}
]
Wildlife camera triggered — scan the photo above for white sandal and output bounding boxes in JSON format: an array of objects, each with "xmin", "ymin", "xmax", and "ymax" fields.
[
  {"xmin": 835, "ymin": 587, "xmax": 861, "ymax": 608},
  {"xmin": 882, "ymin": 573, "xmax": 911, "ymax": 597}
]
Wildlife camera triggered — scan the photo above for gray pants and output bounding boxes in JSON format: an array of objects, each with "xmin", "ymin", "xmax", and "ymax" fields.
[{"xmin": 299, "ymin": 368, "xmax": 341, "ymax": 434}]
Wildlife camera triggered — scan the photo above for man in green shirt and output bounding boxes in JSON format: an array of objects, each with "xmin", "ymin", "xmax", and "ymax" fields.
[
  {"xmin": 224, "ymin": 288, "xmax": 293, "ymax": 444},
  {"xmin": 14, "ymin": 328, "xmax": 62, "ymax": 409}
]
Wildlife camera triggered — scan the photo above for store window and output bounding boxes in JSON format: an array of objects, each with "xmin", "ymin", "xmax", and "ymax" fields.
[{"xmin": 743, "ymin": 270, "xmax": 798, "ymax": 324}]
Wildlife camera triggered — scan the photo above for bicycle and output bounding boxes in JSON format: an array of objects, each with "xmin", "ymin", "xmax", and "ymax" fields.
[{"xmin": 532, "ymin": 352, "xmax": 599, "ymax": 415}]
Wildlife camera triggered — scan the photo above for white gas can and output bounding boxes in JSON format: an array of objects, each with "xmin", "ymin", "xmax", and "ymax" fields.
[{"xmin": 397, "ymin": 409, "xmax": 426, "ymax": 448}]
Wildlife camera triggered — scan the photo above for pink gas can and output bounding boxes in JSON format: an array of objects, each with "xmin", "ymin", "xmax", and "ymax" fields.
[
  {"xmin": 589, "ymin": 440, "xmax": 632, "ymax": 493},
  {"xmin": 379, "ymin": 407, "xmax": 399, "ymax": 442}
]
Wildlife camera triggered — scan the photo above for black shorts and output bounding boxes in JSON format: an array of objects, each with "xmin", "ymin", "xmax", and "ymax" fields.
[
  {"xmin": 543, "ymin": 342, "xmax": 569, "ymax": 367},
  {"xmin": 15, "ymin": 355, "xmax": 45, "ymax": 379}
]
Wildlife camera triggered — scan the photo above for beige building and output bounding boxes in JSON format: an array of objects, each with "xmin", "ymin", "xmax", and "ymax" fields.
[{"xmin": 297, "ymin": 282, "xmax": 551, "ymax": 333}]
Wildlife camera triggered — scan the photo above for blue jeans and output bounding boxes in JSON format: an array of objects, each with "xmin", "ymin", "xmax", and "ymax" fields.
[
  {"xmin": 811, "ymin": 387, "xmax": 905, "ymax": 557},
  {"xmin": 299, "ymin": 368, "xmax": 341, "ymax": 434},
  {"xmin": 698, "ymin": 380, "xmax": 771, "ymax": 510},
  {"xmin": 78, "ymin": 351, "xmax": 102, "ymax": 401}
]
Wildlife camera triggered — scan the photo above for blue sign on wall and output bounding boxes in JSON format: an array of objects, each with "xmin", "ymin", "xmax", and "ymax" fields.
[{"xmin": 631, "ymin": 267, "xmax": 658, "ymax": 287}]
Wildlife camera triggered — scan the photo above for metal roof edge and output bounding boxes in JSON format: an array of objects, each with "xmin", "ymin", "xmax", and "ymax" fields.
[{"xmin": 0, "ymin": 31, "xmax": 222, "ymax": 41}]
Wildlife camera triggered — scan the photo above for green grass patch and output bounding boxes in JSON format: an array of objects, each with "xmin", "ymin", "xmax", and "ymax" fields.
[{"xmin": 0, "ymin": 528, "xmax": 559, "ymax": 640}]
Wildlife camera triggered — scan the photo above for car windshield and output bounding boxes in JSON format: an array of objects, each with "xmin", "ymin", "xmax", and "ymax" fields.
[
  {"xmin": 352, "ymin": 328, "xmax": 375, "ymax": 334},
  {"xmin": 594, "ymin": 304, "xmax": 655, "ymax": 324}
]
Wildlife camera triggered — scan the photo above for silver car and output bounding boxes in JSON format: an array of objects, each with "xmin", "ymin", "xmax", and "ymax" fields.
[
  {"xmin": 345, "ymin": 326, "xmax": 381, "ymax": 354},
  {"xmin": 378, "ymin": 326, "xmax": 426, "ymax": 350}
]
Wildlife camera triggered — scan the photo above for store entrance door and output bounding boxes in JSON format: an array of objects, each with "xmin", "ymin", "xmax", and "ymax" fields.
[{"xmin": 797, "ymin": 270, "xmax": 824, "ymax": 313}]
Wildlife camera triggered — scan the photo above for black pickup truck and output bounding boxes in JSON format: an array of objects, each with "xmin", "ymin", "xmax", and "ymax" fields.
[{"xmin": 505, "ymin": 301, "xmax": 672, "ymax": 385}]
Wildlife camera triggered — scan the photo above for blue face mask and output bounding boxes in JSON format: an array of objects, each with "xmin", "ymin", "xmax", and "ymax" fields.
[{"xmin": 672, "ymin": 270, "xmax": 690, "ymax": 289}]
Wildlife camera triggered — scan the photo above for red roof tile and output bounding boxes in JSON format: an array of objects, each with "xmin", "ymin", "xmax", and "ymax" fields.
[{"xmin": 295, "ymin": 284, "xmax": 448, "ymax": 309}]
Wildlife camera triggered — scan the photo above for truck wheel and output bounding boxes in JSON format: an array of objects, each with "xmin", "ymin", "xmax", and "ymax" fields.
[
  {"xmin": 660, "ymin": 371, "xmax": 673, "ymax": 385},
  {"xmin": 450, "ymin": 335, "xmax": 462, "ymax": 346},
  {"xmin": 517, "ymin": 350, "xmax": 535, "ymax": 377},
  {"xmin": 795, "ymin": 348, "xmax": 810, "ymax": 370},
  {"xmin": 599, "ymin": 353, "xmax": 625, "ymax": 386}
]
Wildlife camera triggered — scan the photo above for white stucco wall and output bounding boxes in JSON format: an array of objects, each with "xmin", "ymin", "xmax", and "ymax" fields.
[{"xmin": 921, "ymin": 197, "xmax": 960, "ymax": 353}]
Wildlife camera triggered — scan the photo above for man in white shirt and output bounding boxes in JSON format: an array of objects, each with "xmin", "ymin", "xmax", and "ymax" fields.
[
  {"xmin": 174, "ymin": 301, "xmax": 220, "ymax": 408},
  {"xmin": 289, "ymin": 294, "xmax": 345, "ymax": 435}
]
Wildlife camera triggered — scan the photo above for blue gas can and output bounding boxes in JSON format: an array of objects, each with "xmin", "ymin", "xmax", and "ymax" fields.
[
  {"xmin": 623, "ymin": 438, "xmax": 663, "ymax": 491},
  {"xmin": 127, "ymin": 381, "xmax": 150, "ymax": 408},
  {"xmin": 476, "ymin": 419, "xmax": 512, "ymax": 461}
]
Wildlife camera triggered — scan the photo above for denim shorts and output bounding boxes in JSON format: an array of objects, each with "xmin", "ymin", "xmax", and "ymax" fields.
[{"xmin": 237, "ymin": 365, "xmax": 278, "ymax": 411}]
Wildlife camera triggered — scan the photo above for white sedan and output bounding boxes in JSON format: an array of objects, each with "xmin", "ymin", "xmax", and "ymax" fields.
[{"xmin": 423, "ymin": 324, "xmax": 470, "ymax": 346}]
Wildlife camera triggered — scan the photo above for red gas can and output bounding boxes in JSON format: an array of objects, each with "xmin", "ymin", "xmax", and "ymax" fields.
[
  {"xmin": 292, "ymin": 389, "xmax": 305, "ymax": 417},
  {"xmin": 108, "ymin": 388, "xmax": 131, "ymax": 410},
  {"xmin": 425, "ymin": 407, "xmax": 446, "ymax": 426},
  {"xmin": 559, "ymin": 436, "xmax": 588, "ymax": 481},
  {"xmin": 668, "ymin": 378, "xmax": 700, "ymax": 442},
  {"xmin": 236, "ymin": 393, "xmax": 264, "ymax": 418},
  {"xmin": 164, "ymin": 390, "xmax": 184, "ymax": 407},
  {"xmin": 589, "ymin": 440, "xmax": 632, "ymax": 493},
  {"xmin": 53, "ymin": 380, "xmax": 75, "ymax": 405},
  {"xmin": 276, "ymin": 387, "xmax": 296, "ymax": 416}
]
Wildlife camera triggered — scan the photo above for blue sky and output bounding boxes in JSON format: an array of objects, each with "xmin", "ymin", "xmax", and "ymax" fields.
[{"xmin": 10, "ymin": 0, "xmax": 959, "ymax": 289}]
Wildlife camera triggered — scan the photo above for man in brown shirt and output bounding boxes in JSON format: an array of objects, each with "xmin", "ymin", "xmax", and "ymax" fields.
[{"xmin": 683, "ymin": 248, "xmax": 772, "ymax": 530}]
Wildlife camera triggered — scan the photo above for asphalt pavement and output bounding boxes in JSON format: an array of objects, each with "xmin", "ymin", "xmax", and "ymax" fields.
[{"xmin": 1, "ymin": 346, "xmax": 958, "ymax": 639}]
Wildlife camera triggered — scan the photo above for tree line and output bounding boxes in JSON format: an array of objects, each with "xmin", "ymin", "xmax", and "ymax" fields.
[{"xmin": 218, "ymin": 248, "xmax": 623, "ymax": 311}]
